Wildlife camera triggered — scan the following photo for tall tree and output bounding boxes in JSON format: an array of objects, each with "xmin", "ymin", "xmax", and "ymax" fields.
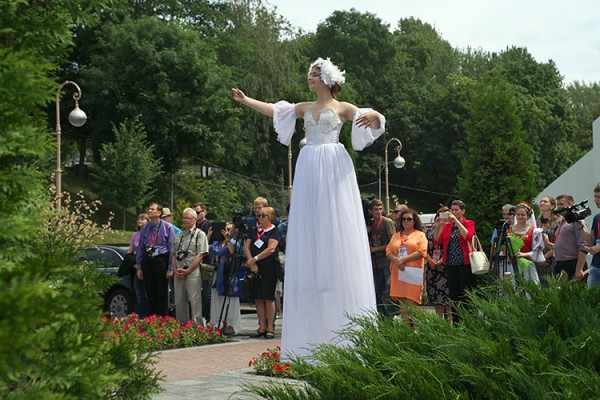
[
  {"xmin": 0, "ymin": 0, "xmax": 159, "ymax": 397},
  {"xmin": 458, "ymin": 74, "xmax": 536, "ymax": 240},
  {"xmin": 565, "ymin": 81, "xmax": 600, "ymax": 156},
  {"xmin": 92, "ymin": 118, "xmax": 163, "ymax": 229},
  {"xmin": 493, "ymin": 46, "xmax": 576, "ymax": 189},
  {"xmin": 80, "ymin": 16, "xmax": 235, "ymax": 173}
]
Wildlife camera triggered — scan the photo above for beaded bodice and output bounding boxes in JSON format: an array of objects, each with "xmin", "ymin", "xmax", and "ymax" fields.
[{"xmin": 303, "ymin": 109, "xmax": 343, "ymax": 145}]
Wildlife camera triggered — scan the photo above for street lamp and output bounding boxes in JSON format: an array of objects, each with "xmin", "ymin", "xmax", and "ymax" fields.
[
  {"xmin": 286, "ymin": 137, "xmax": 307, "ymax": 203},
  {"xmin": 56, "ymin": 80, "xmax": 87, "ymax": 211},
  {"xmin": 384, "ymin": 138, "xmax": 405, "ymax": 215}
]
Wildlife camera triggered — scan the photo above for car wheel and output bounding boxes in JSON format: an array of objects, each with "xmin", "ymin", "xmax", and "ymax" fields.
[{"xmin": 105, "ymin": 288, "xmax": 134, "ymax": 318}]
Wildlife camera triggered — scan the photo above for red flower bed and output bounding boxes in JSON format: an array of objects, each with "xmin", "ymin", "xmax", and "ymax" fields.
[
  {"xmin": 103, "ymin": 313, "xmax": 227, "ymax": 351},
  {"xmin": 249, "ymin": 346, "xmax": 296, "ymax": 378}
]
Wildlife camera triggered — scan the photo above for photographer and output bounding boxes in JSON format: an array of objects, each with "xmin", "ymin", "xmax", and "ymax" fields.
[
  {"xmin": 545, "ymin": 194, "xmax": 590, "ymax": 280},
  {"xmin": 172, "ymin": 208, "xmax": 209, "ymax": 325},
  {"xmin": 582, "ymin": 184, "xmax": 600, "ymax": 287}
]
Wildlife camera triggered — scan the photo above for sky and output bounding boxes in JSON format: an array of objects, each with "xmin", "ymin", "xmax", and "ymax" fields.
[{"xmin": 265, "ymin": 0, "xmax": 600, "ymax": 84}]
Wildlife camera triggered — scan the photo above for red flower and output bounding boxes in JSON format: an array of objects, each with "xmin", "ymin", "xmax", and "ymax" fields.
[{"xmin": 274, "ymin": 365, "xmax": 283, "ymax": 374}]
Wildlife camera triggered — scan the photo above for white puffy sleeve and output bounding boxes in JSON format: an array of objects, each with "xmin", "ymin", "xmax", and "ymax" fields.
[
  {"xmin": 351, "ymin": 108, "xmax": 386, "ymax": 151},
  {"xmin": 272, "ymin": 101, "xmax": 297, "ymax": 146}
]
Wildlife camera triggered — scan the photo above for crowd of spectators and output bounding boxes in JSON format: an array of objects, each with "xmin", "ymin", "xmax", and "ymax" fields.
[{"xmin": 123, "ymin": 183, "xmax": 600, "ymax": 331}]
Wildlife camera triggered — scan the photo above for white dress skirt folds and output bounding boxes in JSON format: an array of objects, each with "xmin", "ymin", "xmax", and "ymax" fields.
[{"xmin": 273, "ymin": 101, "xmax": 385, "ymax": 360}]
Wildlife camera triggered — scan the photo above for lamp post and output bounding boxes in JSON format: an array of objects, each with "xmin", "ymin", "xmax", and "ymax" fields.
[
  {"xmin": 56, "ymin": 81, "xmax": 87, "ymax": 211},
  {"xmin": 384, "ymin": 138, "xmax": 405, "ymax": 215},
  {"xmin": 286, "ymin": 137, "xmax": 307, "ymax": 203},
  {"xmin": 287, "ymin": 144, "xmax": 293, "ymax": 200}
]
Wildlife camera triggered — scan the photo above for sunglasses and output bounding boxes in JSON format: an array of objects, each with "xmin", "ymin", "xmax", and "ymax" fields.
[
  {"xmin": 393, "ymin": 210, "xmax": 403, "ymax": 214},
  {"xmin": 402, "ymin": 217, "xmax": 414, "ymax": 222},
  {"xmin": 257, "ymin": 213, "xmax": 269, "ymax": 218}
]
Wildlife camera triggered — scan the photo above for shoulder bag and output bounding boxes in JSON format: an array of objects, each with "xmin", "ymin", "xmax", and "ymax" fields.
[{"xmin": 468, "ymin": 235, "xmax": 490, "ymax": 275}]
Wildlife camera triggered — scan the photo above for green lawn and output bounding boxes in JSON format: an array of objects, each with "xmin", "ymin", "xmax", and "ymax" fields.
[{"xmin": 96, "ymin": 230, "xmax": 134, "ymax": 245}]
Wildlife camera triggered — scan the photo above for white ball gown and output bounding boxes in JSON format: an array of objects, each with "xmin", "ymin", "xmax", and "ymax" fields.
[{"xmin": 273, "ymin": 101, "xmax": 385, "ymax": 360}]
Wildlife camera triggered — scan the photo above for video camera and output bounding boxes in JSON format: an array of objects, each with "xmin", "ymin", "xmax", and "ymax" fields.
[
  {"xmin": 231, "ymin": 209, "xmax": 248, "ymax": 235},
  {"xmin": 553, "ymin": 199, "xmax": 592, "ymax": 224}
]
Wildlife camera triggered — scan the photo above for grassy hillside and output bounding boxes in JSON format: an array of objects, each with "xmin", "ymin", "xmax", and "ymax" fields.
[{"xmin": 63, "ymin": 166, "xmax": 139, "ymax": 236}]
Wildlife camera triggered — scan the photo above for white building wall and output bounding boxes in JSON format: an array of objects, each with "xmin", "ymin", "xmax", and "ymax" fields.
[{"xmin": 535, "ymin": 116, "xmax": 600, "ymax": 227}]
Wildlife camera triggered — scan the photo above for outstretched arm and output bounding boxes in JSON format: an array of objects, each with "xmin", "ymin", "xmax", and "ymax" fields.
[
  {"xmin": 341, "ymin": 102, "xmax": 382, "ymax": 128},
  {"xmin": 232, "ymin": 87, "xmax": 274, "ymax": 117}
]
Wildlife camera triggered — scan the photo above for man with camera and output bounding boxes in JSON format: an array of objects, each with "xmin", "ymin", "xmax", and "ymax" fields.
[
  {"xmin": 581, "ymin": 184, "xmax": 600, "ymax": 287},
  {"xmin": 547, "ymin": 194, "xmax": 590, "ymax": 281},
  {"xmin": 136, "ymin": 202, "xmax": 175, "ymax": 316},
  {"xmin": 172, "ymin": 208, "xmax": 209, "ymax": 325}
]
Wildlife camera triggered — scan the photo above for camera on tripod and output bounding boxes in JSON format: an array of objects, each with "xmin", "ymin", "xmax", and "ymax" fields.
[
  {"xmin": 231, "ymin": 209, "xmax": 248, "ymax": 235},
  {"xmin": 553, "ymin": 199, "xmax": 592, "ymax": 223}
]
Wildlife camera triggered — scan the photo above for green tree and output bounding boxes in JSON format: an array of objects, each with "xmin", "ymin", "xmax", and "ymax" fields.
[
  {"xmin": 0, "ymin": 0, "xmax": 161, "ymax": 397},
  {"xmin": 458, "ymin": 74, "xmax": 536, "ymax": 240},
  {"xmin": 80, "ymin": 16, "xmax": 235, "ymax": 173},
  {"xmin": 492, "ymin": 46, "xmax": 576, "ymax": 189},
  {"xmin": 92, "ymin": 118, "xmax": 163, "ymax": 229},
  {"xmin": 565, "ymin": 81, "xmax": 600, "ymax": 156}
]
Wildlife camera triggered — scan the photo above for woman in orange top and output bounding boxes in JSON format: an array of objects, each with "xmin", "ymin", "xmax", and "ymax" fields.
[{"xmin": 386, "ymin": 209, "xmax": 427, "ymax": 322}]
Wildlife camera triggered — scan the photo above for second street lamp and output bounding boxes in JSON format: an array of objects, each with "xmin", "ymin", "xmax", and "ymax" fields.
[
  {"xmin": 384, "ymin": 138, "xmax": 405, "ymax": 215},
  {"xmin": 56, "ymin": 80, "xmax": 87, "ymax": 211}
]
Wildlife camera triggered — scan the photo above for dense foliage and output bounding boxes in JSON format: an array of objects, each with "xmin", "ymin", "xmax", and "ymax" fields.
[
  {"xmin": 92, "ymin": 118, "xmax": 163, "ymax": 229},
  {"xmin": 0, "ymin": 0, "xmax": 161, "ymax": 397},
  {"xmin": 55, "ymin": 0, "xmax": 600, "ymax": 225},
  {"xmin": 246, "ymin": 280, "xmax": 600, "ymax": 399}
]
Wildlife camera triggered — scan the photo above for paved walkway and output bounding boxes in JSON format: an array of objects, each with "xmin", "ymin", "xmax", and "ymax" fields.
[{"xmin": 153, "ymin": 314, "xmax": 298, "ymax": 399}]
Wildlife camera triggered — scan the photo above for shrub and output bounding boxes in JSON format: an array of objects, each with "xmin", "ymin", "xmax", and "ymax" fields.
[{"xmin": 247, "ymin": 278, "xmax": 600, "ymax": 399}]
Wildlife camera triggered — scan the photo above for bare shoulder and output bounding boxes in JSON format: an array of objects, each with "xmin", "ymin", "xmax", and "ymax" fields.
[
  {"xmin": 338, "ymin": 101, "xmax": 358, "ymax": 120},
  {"xmin": 295, "ymin": 102, "xmax": 313, "ymax": 117}
]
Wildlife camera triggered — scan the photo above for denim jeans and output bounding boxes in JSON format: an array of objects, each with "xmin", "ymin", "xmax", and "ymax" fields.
[
  {"xmin": 134, "ymin": 273, "xmax": 149, "ymax": 318},
  {"xmin": 588, "ymin": 265, "xmax": 600, "ymax": 288},
  {"xmin": 373, "ymin": 266, "xmax": 391, "ymax": 316}
]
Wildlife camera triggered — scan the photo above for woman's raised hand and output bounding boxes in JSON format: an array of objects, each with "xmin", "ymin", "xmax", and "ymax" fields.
[
  {"xmin": 232, "ymin": 87, "xmax": 246, "ymax": 103},
  {"xmin": 355, "ymin": 111, "xmax": 380, "ymax": 128}
]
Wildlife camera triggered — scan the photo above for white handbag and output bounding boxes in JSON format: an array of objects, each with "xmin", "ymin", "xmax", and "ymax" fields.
[{"xmin": 468, "ymin": 235, "xmax": 490, "ymax": 275}]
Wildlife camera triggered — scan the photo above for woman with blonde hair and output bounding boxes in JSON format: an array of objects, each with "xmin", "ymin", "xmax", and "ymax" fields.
[{"xmin": 244, "ymin": 206, "xmax": 281, "ymax": 339}]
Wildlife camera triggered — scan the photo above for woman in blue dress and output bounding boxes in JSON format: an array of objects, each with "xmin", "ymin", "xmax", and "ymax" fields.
[{"xmin": 233, "ymin": 57, "xmax": 386, "ymax": 359}]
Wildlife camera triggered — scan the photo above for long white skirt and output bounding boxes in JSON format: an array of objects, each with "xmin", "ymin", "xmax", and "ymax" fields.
[{"xmin": 281, "ymin": 143, "xmax": 376, "ymax": 360}]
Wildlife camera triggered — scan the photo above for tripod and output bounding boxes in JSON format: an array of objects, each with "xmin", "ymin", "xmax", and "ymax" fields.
[
  {"xmin": 216, "ymin": 234, "xmax": 245, "ymax": 336},
  {"xmin": 488, "ymin": 221, "xmax": 520, "ymax": 282}
]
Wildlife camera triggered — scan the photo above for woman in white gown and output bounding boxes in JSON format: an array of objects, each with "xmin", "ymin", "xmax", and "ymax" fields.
[{"xmin": 232, "ymin": 57, "xmax": 386, "ymax": 360}]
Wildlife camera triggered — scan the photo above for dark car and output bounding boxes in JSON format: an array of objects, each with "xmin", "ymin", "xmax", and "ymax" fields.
[{"xmin": 81, "ymin": 245, "xmax": 136, "ymax": 318}]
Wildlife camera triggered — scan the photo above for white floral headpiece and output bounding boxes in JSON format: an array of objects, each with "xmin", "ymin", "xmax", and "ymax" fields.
[{"xmin": 308, "ymin": 57, "xmax": 346, "ymax": 88}]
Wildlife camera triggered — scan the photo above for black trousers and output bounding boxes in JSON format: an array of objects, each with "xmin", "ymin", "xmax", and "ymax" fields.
[
  {"xmin": 446, "ymin": 264, "xmax": 476, "ymax": 302},
  {"xmin": 141, "ymin": 254, "xmax": 169, "ymax": 316},
  {"xmin": 554, "ymin": 259, "xmax": 587, "ymax": 280}
]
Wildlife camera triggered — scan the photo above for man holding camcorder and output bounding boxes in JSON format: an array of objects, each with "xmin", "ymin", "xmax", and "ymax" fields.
[
  {"xmin": 581, "ymin": 184, "xmax": 600, "ymax": 288},
  {"xmin": 545, "ymin": 194, "xmax": 590, "ymax": 281}
]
